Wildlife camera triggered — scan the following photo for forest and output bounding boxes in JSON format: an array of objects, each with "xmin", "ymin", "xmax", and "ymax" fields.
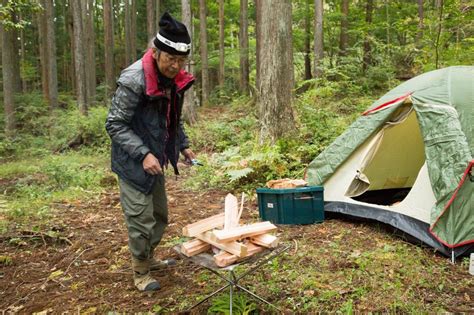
[{"xmin": 1, "ymin": 0, "xmax": 473, "ymax": 313}]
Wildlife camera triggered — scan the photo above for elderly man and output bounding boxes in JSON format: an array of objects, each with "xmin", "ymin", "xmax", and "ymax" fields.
[{"xmin": 105, "ymin": 12, "xmax": 195, "ymax": 292}]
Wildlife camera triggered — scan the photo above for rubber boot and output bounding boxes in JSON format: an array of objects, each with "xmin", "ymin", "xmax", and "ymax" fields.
[
  {"xmin": 149, "ymin": 257, "xmax": 177, "ymax": 271},
  {"xmin": 132, "ymin": 257, "xmax": 160, "ymax": 291}
]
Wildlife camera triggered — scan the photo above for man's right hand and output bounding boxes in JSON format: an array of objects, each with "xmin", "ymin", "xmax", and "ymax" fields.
[{"xmin": 143, "ymin": 153, "xmax": 163, "ymax": 175}]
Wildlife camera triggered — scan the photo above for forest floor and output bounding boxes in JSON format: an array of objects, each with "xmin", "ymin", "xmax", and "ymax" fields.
[{"xmin": 1, "ymin": 166, "xmax": 473, "ymax": 313}]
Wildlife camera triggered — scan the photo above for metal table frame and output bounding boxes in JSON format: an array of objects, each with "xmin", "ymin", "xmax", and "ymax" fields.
[{"xmin": 175, "ymin": 244, "xmax": 290, "ymax": 314}]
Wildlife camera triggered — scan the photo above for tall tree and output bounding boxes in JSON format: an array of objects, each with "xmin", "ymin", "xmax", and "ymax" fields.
[
  {"xmin": 104, "ymin": 0, "xmax": 115, "ymax": 97},
  {"xmin": 255, "ymin": 0, "xmax": 262, "ymax": 88},
  {"xmin": 257, "ymin": 0, "xmax": 295, "ymax": 144},
  {"xmin": 239, "ymin": 0, "xmax": 249, "ymax": 94},
  {"xmin": 155, "ymin": 0, "xmax": 161, "ymax": 30},
  {"xmin": 199, "ymin": 0, "xmax": 209, "ymax": 106},
  {"xmin": 339, "ymin": 0, "xmax": 349, "ymax": 56},
  {"xmin": 218, "ymin": 0, "xmax": 225, "ymax": 88},
  {"xmin": 45, "ymin": 0, "xmax": 58, "ymax": 109},
  {"xmin": 37, "ymin": 1, "xmax": 49, "ymax": 101},
  {"xmin": 181, "ymin": 0, "xmax": 197, "ymax": 124},
  {"xmin": 303, "ymin": 0, "xmax": 311, "ymax": 80},
  {"xmin": 1, "ymin": 7, "xmax": 17, "ymax": 136},
  {"xmin": 85, "ymin": 0, "xmax": 96, "ymax": 103},
  {"xmin": 130, "ymin": 0, "xmax": 137, "ymax": 61},
  {"xmin": 125, "ymin": 0, "xmax": 132, "ymax": 64},
  {"xmin": 70, "ymin": 0, "xmax": 87, "ymax": 115},
  {"xmin": 362, "ymin": 0, "xmax": 374, "ymax": 73},
  {"xmin": 314, "ymin": 0, "xmax": 323, "ymax": 77},
  {"xmin": 147, "ymin": 0, "xmax": 155, "ymax": 40}
]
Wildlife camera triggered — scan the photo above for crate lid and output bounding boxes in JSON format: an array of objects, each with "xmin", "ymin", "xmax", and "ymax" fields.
[{"xmin": 256, "ymin": 186, "xmax": 324, "ymax": 194}]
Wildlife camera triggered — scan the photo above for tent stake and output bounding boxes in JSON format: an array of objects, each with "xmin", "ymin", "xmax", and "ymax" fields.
[{"xmin": 451, "ymin": 249, "xmax": 455, "ymax": 264}]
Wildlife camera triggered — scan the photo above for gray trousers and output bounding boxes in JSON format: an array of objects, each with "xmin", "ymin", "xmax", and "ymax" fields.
[{"xmin": 119, "ymin": 176, "xmax": 168, "ymax": 260}]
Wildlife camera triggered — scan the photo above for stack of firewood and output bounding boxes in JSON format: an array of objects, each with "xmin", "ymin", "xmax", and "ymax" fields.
[{"xmin": 180, "ymin": 193, "xmax": 279, "ymax": 267}]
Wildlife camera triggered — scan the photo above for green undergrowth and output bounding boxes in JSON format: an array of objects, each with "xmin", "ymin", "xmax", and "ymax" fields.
[
  {"xmin": 184, "ymin": 79, "xmax": 379, "ymax": 193},
  {"xmin": 185, "ymin": 221, "xmax": 472, "ymax": 313},
  {"xmin": 0, "ymin": 150, "xmax": 113, "ymax": 233}
]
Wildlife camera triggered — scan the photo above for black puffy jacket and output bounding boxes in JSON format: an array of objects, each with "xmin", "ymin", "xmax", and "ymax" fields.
[{"xmin": 105, "ymin": 49, "xmax": 194, "ymax": 194}]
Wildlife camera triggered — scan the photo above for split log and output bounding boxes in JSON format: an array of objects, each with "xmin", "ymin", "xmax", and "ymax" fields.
[
  {"xmin": 214, "ymin": 242, "xmax": 265, "ymax": 267},
  {"xmin": 181, "ymin": 239, "xmax": 211, "ymax": 257},
  {"xmin": 182, "ymin": 213, "xmax": 225, "ymax": 237},
  {"xmin": 196, "ymin": 230, "xmax": 248, "ymax": 257},
  {"xmin": 224, "ymin": 193, "xmax": 239, "ymax": 230},
  {"xmin": 250, "ymin": 233, "xmax": 279, "ymax": 248},
  {"xmin": 213, "ymin": 221, "xmax": 277, "ymax": 243}
]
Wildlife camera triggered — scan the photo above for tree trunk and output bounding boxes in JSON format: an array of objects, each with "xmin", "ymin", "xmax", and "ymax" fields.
[
  {"xmin": 218, "ymin": 0, "xmax": 225, "ymax": 88},
  {"xmin": 11, "ymin": 14, "xmax": 21, "ymax": 94},
  {"xmin": 71, "ymin": 0, "xmax": 88, "ymax": 115},
  {"xmin": 1, "ymin": 16, "xmax": 17, "ymax": 137},
  {"xmin": 38, "ymin": 1, "xmax": 49, "ymax": 101},
  {"xmin": 416, "ymin": 0, "xmax": 424, "ymax": 47},
  {"xmin": 181, "ymin": 0, "xmax": 197, "ymax": 125},
  {"xmin": 67, "ymin": 0, "xmax": 76, "ymax": 93},
  {"xmin": 339, "ymin": 0, "xmax": 349, "ymax": 56},
  {"xmin": 19, "ymin": 12, "xmax": 27, "ymax": 92},
  {"xmin": 124, "ymin": 0, "xmax": 132, "ymax": 65},
  {"xmin": 314, "ymin": 0, "xmax": 324, "ymax": 77},
  {"xmin": 304, "ymin": 0, "xmax": 311, "ymax": 80},
  {"xmin": 85, "ymin": 0, "xmax": 96, "ymax": 104},
  {"xmin": 199, "ymin": 0, "xmax": 209, "ymax": 106},
  {"xmin": 130, "ymin": 0, "xmax": 137, "ymax": 61},
  {"xmin": 362, "ymin": 0, "xmax": 373, "ymax": 73},
  {"xmin": 45, "ymin": 0, "xmax": 58, "ymax": 109},
  {"xmin": 255, "ymin": 0, "xmax": 262, "ymax": 89},
  {"xmin": 147, "ymin": 0, "xmax": 155, "ymax": 40},
  {"xmin": 104, "ymin": 0, "xmax": 115, "ymax": 97},
  {"xmin": 155, "ymin": 0, "xmax": 161, "ymax": 30},
  {"xmin": 257, "ymin": 0, "xmax": 295, "ymax": 144},
  {"xmin": 239, "ymin": 0, "xmax": 249, "ymax": 95}
]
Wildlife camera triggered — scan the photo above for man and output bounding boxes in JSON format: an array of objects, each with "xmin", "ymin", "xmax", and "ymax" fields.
[{"xmin": 105, "ymin": 12, "xmax": 195, "ymax": 292}]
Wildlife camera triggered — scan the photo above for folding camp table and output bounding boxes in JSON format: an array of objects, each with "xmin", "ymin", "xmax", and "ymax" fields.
[{"xmin": 174, "ymin": 244, "xmax": 290, "ymax": 314}]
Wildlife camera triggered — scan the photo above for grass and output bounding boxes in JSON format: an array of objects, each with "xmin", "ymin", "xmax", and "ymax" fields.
[{"xmin": 0, "ymin": 150, "xmax": 114, "ymax": 232}]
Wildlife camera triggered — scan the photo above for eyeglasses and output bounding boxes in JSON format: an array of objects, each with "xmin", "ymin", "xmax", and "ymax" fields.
[{"xmin": 161, "ymin": 52, "xmax": 188, "ymax": 66}]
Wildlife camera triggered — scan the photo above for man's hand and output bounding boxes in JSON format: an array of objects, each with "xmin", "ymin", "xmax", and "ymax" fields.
[
  {"xmin": 143, "ymin": 153, "xmax": 163, "ymax": 175},
  {"xmin": 182, "ymin": 148, "xmax": 196, "ymax": 164}
]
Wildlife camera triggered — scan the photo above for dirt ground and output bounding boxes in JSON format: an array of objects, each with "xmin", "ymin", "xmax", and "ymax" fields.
[{"xmin": 1, "ymin": 172, "xmax": 473, "ymax": 313}]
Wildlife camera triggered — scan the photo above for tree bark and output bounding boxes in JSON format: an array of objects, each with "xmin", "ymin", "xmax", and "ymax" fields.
[
  {"xmin": 362, "ymin": 0, "xmax": 373, "ymax": 73},
  {"xmin": 104, "ymin": 0, "xmax": 115, "ymax": 97},
  {"xmin": 218, "ymin": 0, "xmax": 225, "ymax": 88},
  {"xmin": 199, "ymin": 0, "xmax": 209, "ymax": 106},
  {"xmin": 339, "ymin": 0, "xmax": 349, "ymax": 56},
  {"xmin": 255, "ymin": 0, "xmax": 262, "ymax": 89},
  {"xmin": 155, "ymin": 0, "xmax": 161, "ymax": 30},
  {"xmin": 71, "ymin": 0, "xmax": 88, "ymax": 115},
  {"xmin": 130, "ymin": 0, "xmax": 137, "ymax": 62},
  {"xmin": 67, "ymin": 0, "xmax": 76, "ymax": 93},
  {"xmin": 239, "ymin": 0, "xmax": 249, "ymax": 94},
  {"xmin": 45, "ymin": 0, "xmax": 58, "ymax": 109},
  {"xmin": 85, "ymin": 0, "xmax": 96, "ymax": 104},
  {"xmin": 304, "ymin": 0, "xmax": 311, "ymax": 80},
  {"xmin": 19, "ymin": 13, "xmax": 27, "ymax": 92},
  {"xmin": 147, "ymin": 0, "xmax": 155, "ymax": 40},
  {"xmin": 124, "ymin": 0, "xmax": 132, "ymax": 65},
  {"xmin": 38, "ymin": 1, "xmax": 49, "ymax": 101},
  {"xmin": 1, "ymin": 15, "xmax": 17, "ymax": 137},
  {"xmin": 257, "ymin": 0, "xmax": 295, "ymax": 144},
  {"xmin": 314, "ymin": 0, "xmax": 324, "ymax": 77},
  {"xmin": 181, "ymin": 0, "xmax": 197, "ymax": 125}
]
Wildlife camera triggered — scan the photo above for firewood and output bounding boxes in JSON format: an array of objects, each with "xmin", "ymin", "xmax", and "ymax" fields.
[
  {"xmin": 182, "ymin": 213, "xmax": 225, "ymax": 237},
  {"xmin": 196, "ymin": 230, "xmax": 248, "ymax": 257},
  {"xmin": 250, "ymin": 234, "xmax": 279, "ymax": 248},
  {"xmin": 213, "ymin": 221, "xmax": 277, "ymax": 243},
  {"xmin": 224, "ymin": 193, "xmax": 239, "ymax": 230},
  {"xmin": 181, "ymin": 239, "xmax": 211, "ymax": 257},
  {"xmin": 214, "ymin": 242, "xmax": 265, "ymax": 267}
]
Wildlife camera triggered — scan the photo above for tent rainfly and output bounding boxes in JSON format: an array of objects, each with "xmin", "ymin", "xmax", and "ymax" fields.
[{"xmin": 306, "ymin": 66, "xmax": 473, "ymax": 258}]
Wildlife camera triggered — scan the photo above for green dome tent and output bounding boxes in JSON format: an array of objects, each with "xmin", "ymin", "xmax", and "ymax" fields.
[{"xmin": 306, "ymin": 66, "xmax": 473, "ymax": 258}]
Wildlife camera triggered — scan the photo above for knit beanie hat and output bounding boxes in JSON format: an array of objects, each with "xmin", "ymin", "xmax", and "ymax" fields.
[{"xmin": 154, "ymin": 12, "xmax": 191, "ymax": 56}]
